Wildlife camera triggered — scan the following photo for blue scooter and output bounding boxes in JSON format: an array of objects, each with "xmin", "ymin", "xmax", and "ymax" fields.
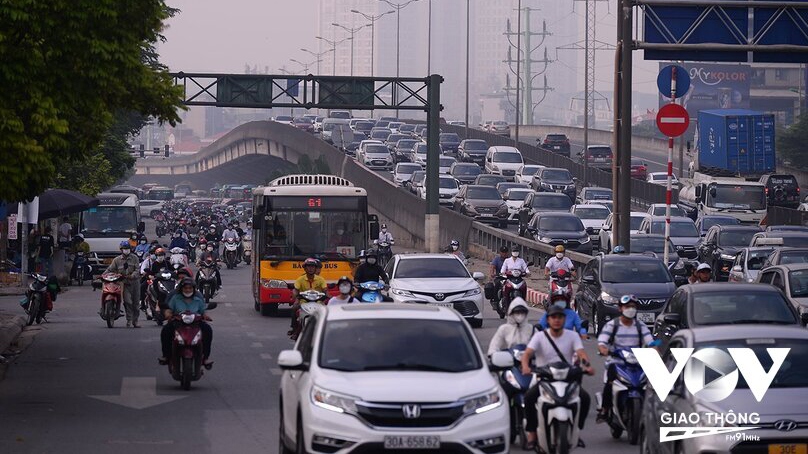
[
  {"xmin": 597, "ymin": 347, "xmax": 648, "ymax": 445},
  {"xmin": 356, "ymin": 281, "xmax": 389, "ymax": 302}
]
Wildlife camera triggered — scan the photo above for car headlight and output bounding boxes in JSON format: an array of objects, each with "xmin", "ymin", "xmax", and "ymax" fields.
[
  {"xmin": 673, "ymin": 259, "xmax": 685, "ymax": 270},
  {"xmin": 601, "ymin": 292, "xmax": 618, "ymax": 306},
  {"xmin": 391, "ymin": 288, "xmax": 414, "ymax": 297},
  {"xmin": 539, "ymin": 236, "xmax": 553, "ymax": 243},
  {"xmin": 497, "ymin": 204, "xmax": 508, "ymax": 214},
  {"xmin": 720, "ymin": 254, "xmax": 736, "ymax": 261},
  {"xmin": 566, "ymin": 184, "xmax": 575, "ymax": 190},
  {"xmin": 541, "ymin": 182, "xmax": 552, "ymax": 189},
  {"xmin": 463, "ymin": 287, "xmax": 481, "ymax": 297},
  {"xmin": 311, "ymin": 386, "xmax": 359, "ymax": 414},
  {"xmin": 580, "ymin": 236, "xmax": 591, "ymax": 244},
  {"xmin": 462, "ymin": 388, "xmax": 502, "ymax": 415}
]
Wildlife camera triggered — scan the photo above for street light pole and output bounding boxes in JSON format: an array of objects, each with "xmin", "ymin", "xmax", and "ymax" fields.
[
  {"xmin": 465, "ymin": 0, "xmax": 470, "ymax": 138},
  {"xmin": 301, "ymin": 47, "xmax": 333, "ymax": 75},
  {"xmin": 332, "ymin": 23, "xmax": 370, "ymax": 77},
  {"xmin": 316, "ymin": 36, "xmax": 353, "ymax": 76},
  {"xmin": 352, "ymin": 9, "xmax": 395, "ymax": 77},
  {"xmin": 428, "ymin": 0, "xmax": 432, "ymax": 74},
  {"xmin": 380, "ymin": 0, "xmax": 421, "ymax": 117}
]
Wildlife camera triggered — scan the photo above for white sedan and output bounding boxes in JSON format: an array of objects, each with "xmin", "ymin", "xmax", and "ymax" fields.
[{"xmin": 647, "ymin": 172, "xmax": 680, "ymax": 187}]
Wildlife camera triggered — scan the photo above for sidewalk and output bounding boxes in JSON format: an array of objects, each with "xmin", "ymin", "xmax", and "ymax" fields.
[{"xmin": 0, "ymin": 310, "xmax": 26, "ymax": 358}]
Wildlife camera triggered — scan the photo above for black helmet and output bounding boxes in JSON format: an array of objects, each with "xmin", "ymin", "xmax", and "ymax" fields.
[
  {"xmin": 450, "ymin": 239, "xmax": 460, "ymax": 247},
  {"xmin": 337, "ymin": 276, "xmax": 353, "ymax": 286},
  {"xmin": 179, "ymin": 277, "xmax": 196, "ymax": 290},
  {"xmin": 365, "ymin": 249, "xmax": 378, "ymax": 258}
]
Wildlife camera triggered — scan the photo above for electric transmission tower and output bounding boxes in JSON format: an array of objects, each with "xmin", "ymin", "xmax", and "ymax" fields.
[{"xmin": 503, "ymin": 6, "xmax": 554, "ymax": 129}]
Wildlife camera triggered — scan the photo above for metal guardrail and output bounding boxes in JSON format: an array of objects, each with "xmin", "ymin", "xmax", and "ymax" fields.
[{"xmin": 767, "ymin": 206, "xmax": 808, "ymax": 226}]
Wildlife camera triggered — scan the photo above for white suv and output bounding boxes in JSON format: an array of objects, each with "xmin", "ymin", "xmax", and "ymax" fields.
[
  {"xmin": 278, "ymin": 304, "xmax": 511, "ymax": 454},
  {"xmin": 386, "ymin": 253, "xmax": 485, "ymax": 328}
]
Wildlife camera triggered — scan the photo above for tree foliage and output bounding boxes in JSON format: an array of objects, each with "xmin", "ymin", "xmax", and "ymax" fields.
[
  {"xmin": 0, "ymin": 0, "xmax": 184, "ymax": 202},
  {"xmin": 777, "ymin": 115, "xmax": 808, "ymax": 169}
]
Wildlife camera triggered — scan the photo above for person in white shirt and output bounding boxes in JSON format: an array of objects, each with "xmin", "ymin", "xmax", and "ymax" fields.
[
  {"xmin": 327, "ymin": 276, "xmax": 361, "ymax": 305},
  {"xmin": 544, "ymin": 245, "xmax": 576, "ymax": 278},
  {"xmin": 377, "ymin": 223, "xmax": 394, "ymax": 243},
  {"xmin": 500, "ymin": 245, "xmax": 530, "ymax": 275}
]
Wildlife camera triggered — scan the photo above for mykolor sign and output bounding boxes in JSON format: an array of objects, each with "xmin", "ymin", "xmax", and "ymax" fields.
[{"xmin": 658, "ymin": 63, "xmax": 751, "ymax": 117}]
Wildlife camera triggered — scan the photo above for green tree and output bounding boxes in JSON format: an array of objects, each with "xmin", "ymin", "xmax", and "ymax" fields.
[
  {"xmin": 0, "ymin": 0, "xmax": 183, "ymax": 202},
  {"xmin": 777, "ymin": 115, "xmax": 808, "ymax": 169}
]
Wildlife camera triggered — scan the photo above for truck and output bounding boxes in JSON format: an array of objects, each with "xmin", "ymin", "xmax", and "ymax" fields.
[{"xmin": 680, "ymin": 109, "xmax": 771, "ymax": 224}]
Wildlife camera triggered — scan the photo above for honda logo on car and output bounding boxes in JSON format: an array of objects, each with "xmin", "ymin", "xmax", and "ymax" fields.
[
  {"xmin": 402, "ymin": 404, "xmax": 421, "ymax": 419},
  {"xmin": 632, "ymin": 347, "xmax": 790, "ymax": 442}
]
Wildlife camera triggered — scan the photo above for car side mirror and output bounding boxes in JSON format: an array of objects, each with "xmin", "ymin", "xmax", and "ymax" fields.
[
  {"xmin": 472, "ymin": 271, "xmax": 485, "ymax": 281},
  {"xmin": 278, "ymin": 350, "xmax": 308, "ymax": 371},
  {"xmin": 489, "ymin": 351, "xmax": 513, "ymax": 371},
  {"xmin": 581, "ymin": 275, "xmax": 596, "ymax": 284},
  {"xmin": 663, "ymin": 313, "xmax": 681, "ymax": 326},
  {"xmin": 731, "ymin": 265, "xmax": 742, "ymax": 273},
  {"xmin": 527, "ymin": 227, "xmax": 537, "ymax": 234},
  {"xmin": 572, "ymin": 177, "xmax": 578, "ymax": 182},
  {"xmin": 586, "ymin": 227, "xmax": 595, "ymax": 235}
]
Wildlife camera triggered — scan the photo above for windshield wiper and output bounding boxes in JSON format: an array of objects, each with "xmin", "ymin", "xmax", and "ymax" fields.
[{"xmin": 360, "ymin": 363, "xmax": 455, "ymax": 372}]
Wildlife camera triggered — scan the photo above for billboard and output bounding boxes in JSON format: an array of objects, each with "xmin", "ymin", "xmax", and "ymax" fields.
[{"xmin": 659, "ymin": 63, "xmax": 751, "ymax": 118}]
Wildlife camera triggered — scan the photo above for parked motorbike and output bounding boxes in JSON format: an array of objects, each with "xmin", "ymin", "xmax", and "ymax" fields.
[
  {"xmin": 356, "ymin": 281, "xmax": 386, "ymax": 303},
  {"xmin": 70, "ymin": 251, "xmax": 93, "ymax": 286},
  {"xmin": 596, "ymin": 347, "xmax": 647, "ymax": 445},
  {"xmin": 223, "ymin": 237, "xmax": 239, "ymax": 269},
  {"xmin": 373, "ymin": 239, "xmax": 394, "ymax": 269},
  {"xmin": 242, "ymin": 234, "xmax": 252, "ymax": 265},
  {"xmin": 145, "ymin": 270, "xmax": 176, "ymax": 325},
  {"xmin": 498, "ymin": 344, "xmax": 536, "ymax": 449},
  {"xmin": 21, "ymin": 273, "xmax": 52, "ymax": 326},
  {"xmin": 166, "ymin": 304, "xmax": 217, "ymax": 391},
  {"xmin": 495, "ymin": 270, "xmax": 527, "ymax": 319},
  {"xmin": 196, "ymin": 258, "xmax": 219, "ymax": 305},
  {"xmin": 187, "ymin": 234, "xmax": 198, "ymax": 262},
  {"xmin": 533, "ymin": 361, "xmax": 584, "ymax": 454},
  {"xmin": 93, "ymin": 272, "xmax": 125, "ymax": 328}
]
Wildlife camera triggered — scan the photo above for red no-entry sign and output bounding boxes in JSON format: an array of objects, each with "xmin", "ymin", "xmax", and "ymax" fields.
[{"xmin": 656, "ymin": 103, "xmax": 690, "ymax": 137}]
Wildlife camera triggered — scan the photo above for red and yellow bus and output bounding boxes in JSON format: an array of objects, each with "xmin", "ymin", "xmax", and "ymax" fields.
[{"xmin": 251, "ymin": 174, "xmax": 378, "ymax": 315}]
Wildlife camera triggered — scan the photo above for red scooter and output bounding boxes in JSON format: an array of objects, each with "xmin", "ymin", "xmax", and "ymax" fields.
[
  {"xmin": 549, "ymin": 269, "xmax": 574, "ymax": 310},
  {"xmin": 93, "ymin": 273, "xmax": 124, "ymax": 328},
  {"xmin": 166, "ymin": 306, "xmax": 216, "ymax": 390}
]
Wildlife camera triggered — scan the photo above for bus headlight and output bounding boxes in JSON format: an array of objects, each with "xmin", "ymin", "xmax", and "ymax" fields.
[{"xmin": 261, "ymin": 279, "xmax": 288, "ymax": 289}]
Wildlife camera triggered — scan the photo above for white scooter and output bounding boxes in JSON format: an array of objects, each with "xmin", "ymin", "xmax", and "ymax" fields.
[
  {"xmin": 242, "ymin": 234, "xmax": 252, "ymax": 265},
  {"xmin": 533, "ymin": 361, "xmax": 583, "ymax": 454}
]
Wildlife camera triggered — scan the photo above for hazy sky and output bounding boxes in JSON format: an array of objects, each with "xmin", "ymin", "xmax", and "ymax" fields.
[{"xmin": 159, "ymin": 0, "xmax": 320, "ymax": 73}]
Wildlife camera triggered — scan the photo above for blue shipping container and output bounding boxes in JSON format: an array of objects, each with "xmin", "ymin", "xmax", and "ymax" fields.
[{"xmin": 697, "ymin": 109, "xmax": 776, "ymax": 176}]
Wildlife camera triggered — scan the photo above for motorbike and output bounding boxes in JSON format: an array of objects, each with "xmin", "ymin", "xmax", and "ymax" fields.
[
  {"xmin": 93, "ymin": 272, "xmax": 125, "ymax": 328},
  {"xmin": 155, "ymin": 219, "xmax": 167, "ymax": 238},
  {"xmin": 533, "ymin": 361, "xmax": 584, "ymax": 454},
  {"xmin": 166, "ymin": 305, "xmax": 217, "ymax": 391},
  {"xmin": 21, "ymin": 273, "xmax": 52, "ymax": 326},
  {"xmin": 223, "ymin": 237, "xmax": 239, "ymax": 269},
  {"xmin": 596, "ymin": 347, "xmax": 647, "ymax": 445},
  {"xmin": 495, "ymin": 269, "xmax": 527, "ymax": 319},
  {"xmin": 356, "ymin": 281, "xmax": 386, "ymax": 303},
  {"xmin": 70, "ymin": 251, "xmax": 93, "ymax": 286},
  {"xmin": 549, "ymin": 269, "xmax": 574, "ymax": 310},
  {"xmin": 187, "ymin": 234, "xmax": 198, "ymax": 262},
  {"xmin": 196, "ymin": 258, "xmax": 219, "ymax": 305},
  {"xmin": 498, "ymin": 344, "xmax": 536, "ymax": 449},
  {"xmin": 373, "ymin": 239, "xmax": 394, "ymax": 268},
  {"xmin": 290, "ymin": 290, "xmax": 327, "ymax": 340},
  {"xmin": 145, "ymin": 270, "xmax": 176, "ymax": 325},
  {"xmin": 169, "ymin": 247, "xmax": 189, "ymax": 271},
  {"xmin": 242, "ymin": 234, "xmax": 252, "ymax": 265}
]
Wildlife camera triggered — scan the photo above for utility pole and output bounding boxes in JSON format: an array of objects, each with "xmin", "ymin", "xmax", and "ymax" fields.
[
  {"xmin": 558, "ymin": 0, "xmax": 613, "ymax": 187},
  {"xmin": 504, "ymin": 8, "xmax": 553, "ymax": 131},
  {"xmin": 351, "ymin": 9, "xmax": 396, "ymax": 77},
  {"xmin": 316, "ymin": 35, "xmax": 353, "ymax": 76},
  {"xmin": 380, "ymin": 0, "xmax": 421, "ymax": 117},
  {"xmin": 332, "ymin": 23, "xmax": 370, "ymax": 77},
  {"xmin": 614, "ymin": 0, "xmax": 633, "ymax": 252}
]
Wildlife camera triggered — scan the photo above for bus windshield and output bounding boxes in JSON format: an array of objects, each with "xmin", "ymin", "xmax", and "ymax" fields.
[
  {"xmin": 261, "ymin": 199, "xmax": 367, "ymax": 260},
  {"xmin": 148, "ymin": 189, "xmax": 173, "ymax": 200},
  {"xmin": 80, "ymin": 206, "xmax": 138, "ymax": 235}
]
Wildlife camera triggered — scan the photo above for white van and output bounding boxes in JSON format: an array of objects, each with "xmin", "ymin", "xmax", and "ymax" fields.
[
  {"xmin": 484, "ymin": 146, "xmax": 524, "ymax": 181},
  {"xmin": 321, "ymin": 118, "xmax": 351, "ymax": 144},
  {"xmin": 79, "ymin": 193, "xmax": 143, "ymax": 262}
]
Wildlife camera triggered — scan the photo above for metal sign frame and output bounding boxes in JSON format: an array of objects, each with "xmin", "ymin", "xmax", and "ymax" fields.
[{"xmin": 170, "ymin": 72, "xmax": 445, "ymax": 252}]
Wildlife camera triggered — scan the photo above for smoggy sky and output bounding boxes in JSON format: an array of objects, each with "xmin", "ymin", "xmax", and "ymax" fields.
[{"xmin": 158, "ymin": 0, "xmax": 320, "ymax": 73}]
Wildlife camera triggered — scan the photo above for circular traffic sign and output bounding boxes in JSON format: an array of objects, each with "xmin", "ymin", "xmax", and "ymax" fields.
[
  {"xmin": 656, "ymin": 103, "xmax": 690, "ymax": 137},
  {"xmin": 657, "ymin": 65, "xmax": 691, "ymax": 99}
]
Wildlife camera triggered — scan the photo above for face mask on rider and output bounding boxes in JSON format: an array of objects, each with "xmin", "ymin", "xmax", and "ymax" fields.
[
  {"xmin": 337, "ymin": 229, "xmax": 345, "ymax": 235},
  {"xmin": 182, "ymin": 290, "xmax": 194, "ymax": 298},
  {"xmin": 122, "ymin": 249, "xmax": 130, "ymax": 255},
  {"xmin": 451, "ymin": 245, "xmax": 459, "ymax": 251},
  {"xmin": 555, "ymin": 253, "xmax": 564, "ymax": 259},
  {"xmin": 512, "ymin": 252, "xmax": 519, "ymax": 258},
  {"xmin": 622, "ymin": 307, "xmax": 638, "ymax": 319},
  {"xmin": 367, "ymin": 257, "xmax": 377, "ymax": 265},
  {"xmin": 339, "ymin": 284, "xmax": 351, "ymax": 294},
  {"xmin": 156, "ymin": 256, "xmax": 165, "ymax": 262},
  {"xmin": 207, "ymin": 246, "xmax": 214, "ymax": 251},
  {"xmin": 513, "ymin": 313, "xmax": 527, "ymax": 324},
  {"xmin": 381, "ymin": 228, "xmax": 387, "ymax": 233}
]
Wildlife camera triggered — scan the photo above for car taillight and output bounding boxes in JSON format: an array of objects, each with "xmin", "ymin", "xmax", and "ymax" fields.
[{"xmin": 765, "ymin": 187, "xmax": 769, "ymax": 195}]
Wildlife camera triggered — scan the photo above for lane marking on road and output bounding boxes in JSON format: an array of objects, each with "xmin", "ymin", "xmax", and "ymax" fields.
[
  {"xmin": 260, "ymin": 353, "xmax": 273, "ymax": 360},
  {"xmin": 224, "ymin": 302, "xmax": 233, "ymax": 307},
  {"xmin": 89, "ymin": 377, "xmax": 186, "ymax": 410},
  {"xmin": 270, "ymin": 368, "xmax": 282, "ymax": 376},
  {"xmin": 250, "ymin": 342, "xmax": 263, "ymax": 348},
  {"xmin": 246, "ymin": 332, "xmax": 256, "ymax": 337}
]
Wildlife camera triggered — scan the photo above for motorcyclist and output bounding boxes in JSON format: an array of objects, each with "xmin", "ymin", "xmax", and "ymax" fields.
[
  {"xmin": 196, "ymin": 245, "xmax": 222, "ymax": 290},
  {"xmin": 169, "ymin": 230, "xmax": 189, "ymax": 251},
  {"xmin": 288, "ymin": 258, "xmax": 328, "ymax": 336},
  {"xmin": 104, "ymin": 241, "xmax": 142, "ymax": 328},
  {"xmin": 221, "ymin": 223, "xmax": 240, "ymax": 243},
  {"xmin": 521, "ymin": 305, "xmax": 594, "ymax": 450},
  {"xmin": 327, "ymin": 276, "xmax": 361, "ymax": 305},
  {"xmin": 490, "ymin": 246, "xmax": 509, "ymax": 279},
  {"xmin": 500, "ymin": 245, "xmax": 530, "ymax": 276},
  {"xmin": 127, "ymin": 232, "xmax": 140, "ymax": 249},
  {"xmin": 243, "ymin": 220, "xmax": 253, "ymax": 238},
  {"xmin": 536, "ymin": 288, "xmax": 588, "ymax": 339},
  {"xmin": 378, "ymin": 223, "xmax": 394, "ymax": 243},
  {"xmin": 487, "ymin": 298, "xmax": 533, "ymax": 356},
  {"xmin": 447, "ymin": 239, "xmax": 466, "ymax": 261},
  {"xmin": 596, "ymin": 294, "xmax": 656, "ymax": 423},
  {"xmin": 140, "ymin": 246, "xmax": 167, "ymax": 310},
  {"xmin": 353, "ymin": 250, "xmax": 389, "ymax": 285},
  {"xmin": 159, "ymin": 278, "xmax": 213, "ymax": 367},
  {"xmin": 544, "ymin": 245, "xmax": 576, "ymax": 279},
  {"xmin": 134, "ymin": 237, "xmax": 151, "ymax": 258},
  {"xmin": 690, "ymin": 262, "xmax": 713, "ymax": 284},
  {"xmin": 69, "ymin": 234, "xmax": 91, "ymax": 284}
]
